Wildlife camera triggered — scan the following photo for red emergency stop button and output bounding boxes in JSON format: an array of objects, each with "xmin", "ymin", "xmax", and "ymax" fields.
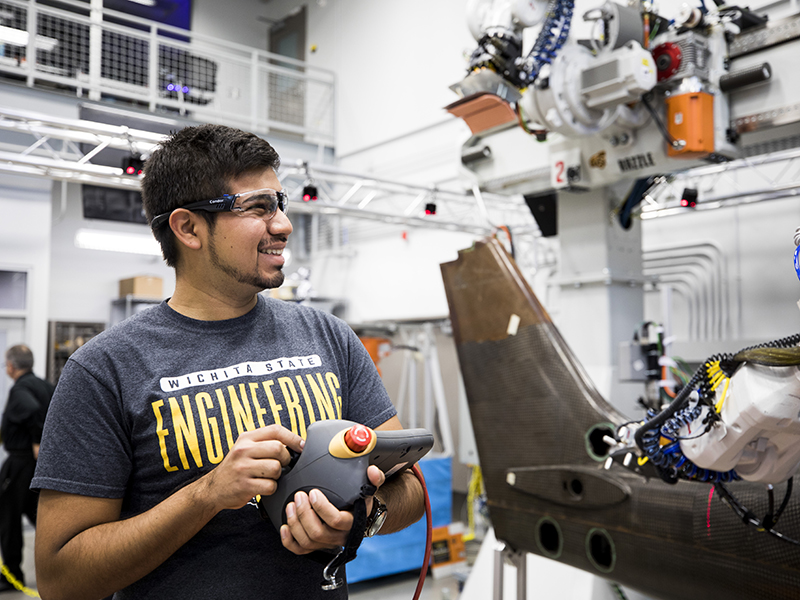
[{"xmin": 344, "ymin": 424, "xmax": 373, "ymax": 453}]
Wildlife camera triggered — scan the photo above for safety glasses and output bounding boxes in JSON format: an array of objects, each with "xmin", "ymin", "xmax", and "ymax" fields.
[{"xmin": 151, "ymin": 188, "xmax": 289, "ymax": 229}]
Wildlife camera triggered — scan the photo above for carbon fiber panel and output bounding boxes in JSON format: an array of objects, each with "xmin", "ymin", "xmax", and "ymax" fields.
[{"xmin": 441, "ymin": 239, "xmax": 800, "ymax": 600}]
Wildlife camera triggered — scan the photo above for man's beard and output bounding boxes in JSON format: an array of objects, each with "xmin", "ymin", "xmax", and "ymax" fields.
[{"xmin": 208, "ymin": 236, "xmax": 285, "ymax": 290}]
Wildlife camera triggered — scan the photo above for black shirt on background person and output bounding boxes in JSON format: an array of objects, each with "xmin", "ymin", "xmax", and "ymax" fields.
[{"xmin": 1, "ymin": 345, "xmax": 54, "ymax": 592}]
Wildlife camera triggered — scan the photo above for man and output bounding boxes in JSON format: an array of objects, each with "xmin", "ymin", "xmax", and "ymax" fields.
[
  {"xmin": 1, "ymin": 345, "xmax": 53, "ymax": 592},
  {"xmin": 32, "ymin": 124, "xmax": 424, "ymax": 599}
]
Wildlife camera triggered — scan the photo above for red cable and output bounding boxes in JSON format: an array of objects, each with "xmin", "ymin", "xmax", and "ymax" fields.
[{"xmin": 411, "ymin": 464, "xmax": 432, "ymax": 600}]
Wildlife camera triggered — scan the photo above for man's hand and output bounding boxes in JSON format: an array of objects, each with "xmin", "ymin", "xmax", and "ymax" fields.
[
  {"xmin": 280, "ymin": 465, "xmax": 386, "ymax": 554},
  {"xmin": 203, "ymin": 424, "xmax": 305, "ymax": 512}
]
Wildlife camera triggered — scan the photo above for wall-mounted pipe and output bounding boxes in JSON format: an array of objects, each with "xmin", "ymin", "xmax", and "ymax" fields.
[{"xmin": 644, "ymin": 241, "xmax": 733, "ymax": 341}]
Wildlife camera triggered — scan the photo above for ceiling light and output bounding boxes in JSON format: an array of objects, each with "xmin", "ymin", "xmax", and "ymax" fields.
[
  {"xmin": 0, "ymin": 26, "xmax": 59, "ymax": 51},
  {"xmin": 0, "ymin": 25, "xmax": 28, "ymax": 46},
  {"xmin": 302, "ymin": 184, "xmax": 318, "ymax": 201},
  {"xmin": 680, "ymin": 188, "xmax": 698, "ymax": 208},
  {"xmin": 75, "ymin": 228, "xmax": 161, "ymax": 256}
]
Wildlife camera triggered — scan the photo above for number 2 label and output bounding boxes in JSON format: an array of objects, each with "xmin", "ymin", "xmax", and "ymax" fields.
[{"xmin": 554, "ymin": 160, "xmax": 565, "ymax": 184}]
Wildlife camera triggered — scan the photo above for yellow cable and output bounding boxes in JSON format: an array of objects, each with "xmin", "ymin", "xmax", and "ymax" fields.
[
  {"xmin": 708, "ymin": 372, "xmax": 724, "ymax": 388},
  {"xmin": 715, "ymin": 377, "xmax": 731, "ymax": 413},
  {"xmin": 0, "ymin": 564, "xmax": 39, "ymax": 597},
  {"xmin": 711, "ymin": 374, "xmax": 728, "ymax": 391}
]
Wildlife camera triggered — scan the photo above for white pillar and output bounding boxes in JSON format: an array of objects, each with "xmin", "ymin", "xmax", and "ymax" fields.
[{"xmin": 556, "ymin": 187, "xmax": 645, "ymax": 415}]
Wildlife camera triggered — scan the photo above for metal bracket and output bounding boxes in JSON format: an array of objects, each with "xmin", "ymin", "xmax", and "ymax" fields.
[{"xmin": 493, "ymin": 542, "xmax": 528, "ymax": 600}]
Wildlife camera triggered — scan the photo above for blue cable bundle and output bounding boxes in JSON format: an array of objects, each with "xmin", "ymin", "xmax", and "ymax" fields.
[
  {"xmin": 793, "ymin": 244, "xmax": 800, "ymax": 282},
  {"xmin": 523, "ymin": 0, "xmax": 575, "ymax": 84},
  {"xmin": 640, "ymin": 403, "xmax": 739, "ymax": 484}
]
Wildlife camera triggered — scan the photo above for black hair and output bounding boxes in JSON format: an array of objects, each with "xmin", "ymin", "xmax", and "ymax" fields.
[{"xmin": 141, "ymin": 124, "xmax": 281, "ymax": 267}]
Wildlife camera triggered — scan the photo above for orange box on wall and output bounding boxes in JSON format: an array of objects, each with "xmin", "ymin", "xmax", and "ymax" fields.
[{"xmin": 666, "ymin": 91, "xmax": 715, "ymax": 158}]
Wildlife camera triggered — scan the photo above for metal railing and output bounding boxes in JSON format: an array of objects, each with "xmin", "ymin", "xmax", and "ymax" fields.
[{"xmin": 0, "ymin": 0, "xmax": 336, "ymax": 145}]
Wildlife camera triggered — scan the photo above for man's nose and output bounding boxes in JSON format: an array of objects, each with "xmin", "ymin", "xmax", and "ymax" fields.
[{"xmin": 269, "ymin": 208, "xmax": 293, "ymax": 236}]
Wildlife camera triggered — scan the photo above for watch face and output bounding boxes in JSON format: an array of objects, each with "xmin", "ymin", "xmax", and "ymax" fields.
[{"xmin": 368, "ymin": 507, "xmax": 387, "ymax": 537}]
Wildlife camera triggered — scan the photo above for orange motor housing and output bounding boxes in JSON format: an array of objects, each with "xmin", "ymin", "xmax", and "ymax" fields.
[{"xmin": 665, "ymin": 91, "xmax": 715, "ymax": 158}]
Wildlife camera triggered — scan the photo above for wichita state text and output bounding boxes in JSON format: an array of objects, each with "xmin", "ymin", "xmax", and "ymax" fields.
[{"xmin": 150, "ymin": 354, "xmax": 343, "ymax": 473}]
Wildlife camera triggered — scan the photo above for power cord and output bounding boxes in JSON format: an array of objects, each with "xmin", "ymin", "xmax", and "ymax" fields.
[
  {"xmin": 411, "ymin": 464, "xmax": 432, "ymax": 600},
  {"xmin": 714, "ymin": 479, "xmax": 799, "ymax": 546}
]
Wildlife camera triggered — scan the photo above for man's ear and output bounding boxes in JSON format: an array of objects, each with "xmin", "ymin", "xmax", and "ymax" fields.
[{"xmin": 169, "ymin": 209, "xmax": 204, "ymax": 252}]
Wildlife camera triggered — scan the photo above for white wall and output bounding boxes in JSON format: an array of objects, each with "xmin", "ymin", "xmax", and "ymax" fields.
[
  {"xmin": 311, "ymin": 226, "xmax": 476, "ymax": 322},
  {"xmin": 643, "ymin": 196, "xmax": 800, "ymax": 345},
  {"xmin": 192, "ymin": 0, "xmax": 270, "ymax": 50},
  {"xmin": 305, "ymin": 115, "xmax": 478, "ymax": 323},
  {"xmin": 259, "ymin": 0, "xmax": 477, "ymax": 157},
  {"xmin": 48, "ymin": 182, "xmax": 174, "ymax": 324},
  {"xmin": 0, "ymin": 175, "xmax": 53, "ymax": 379}
]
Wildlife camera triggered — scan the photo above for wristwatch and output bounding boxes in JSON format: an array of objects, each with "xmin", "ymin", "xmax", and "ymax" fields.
[{"xmin": 364, "ymin": 496, "xmax": 388, "ymax": 537}]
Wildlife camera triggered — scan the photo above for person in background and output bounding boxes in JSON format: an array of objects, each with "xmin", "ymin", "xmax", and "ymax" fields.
[{"xmin": 0, "ymin": 345, "xmax": 53, "ymax": 592}]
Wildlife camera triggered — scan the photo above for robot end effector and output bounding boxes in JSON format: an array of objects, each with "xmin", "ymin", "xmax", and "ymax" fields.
[
  {"xmin": 611, "ymin": 339, "xmax": 800, "ymax": 488},
  {"xmin": 452, "ymin": 0, "xmax": 659, "ymax": 140}
]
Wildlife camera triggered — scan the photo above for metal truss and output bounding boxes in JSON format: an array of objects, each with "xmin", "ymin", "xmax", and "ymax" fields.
[
  {"xmin": 0, "ymin": 106, "xmax": 539, "ymax": 237},
  {"xmin": 6, "ymin": 105, "xmax": 796, "ymax": 233},
  {"xmin": 0, "ymin": 106, "xmax": 161, "ymax": 188},
  {"xmin": 278, "ymin": 161, "xmax": 538, "ymax": 236},
  {"xmin": 638, "ymin": 147, "xmax": 800, "ymax": 219}
]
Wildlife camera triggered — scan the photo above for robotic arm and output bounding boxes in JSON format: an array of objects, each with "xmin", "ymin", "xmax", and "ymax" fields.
[{"xmin": 449, "ymin": 0, "xmax": 789, "ymax": 194}]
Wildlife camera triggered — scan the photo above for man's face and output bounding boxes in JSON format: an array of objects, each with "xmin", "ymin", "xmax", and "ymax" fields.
[{"xmin": 206, "ymin": 168, "xmax": 293, "ymax": 293}]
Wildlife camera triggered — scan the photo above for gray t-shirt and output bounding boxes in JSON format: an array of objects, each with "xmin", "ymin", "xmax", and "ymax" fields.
[{"xmin": 33, "ymin": 295, "xmax": 396, "ymax": 599}]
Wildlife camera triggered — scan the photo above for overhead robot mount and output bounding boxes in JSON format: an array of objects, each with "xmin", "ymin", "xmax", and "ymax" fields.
[{"xmin": 448, "ymin": 0, "xmax": 792, "ymax": 196}]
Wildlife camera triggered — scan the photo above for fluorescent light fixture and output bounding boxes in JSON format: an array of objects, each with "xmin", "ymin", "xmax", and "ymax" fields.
[
  {"xmin": 127, "ymin": 0, "xmax": 157, "ymax": 5},
  {"xmin": 0, "ymin": 26, "xmax": 59, "ymax": 51},
  {"xmin": 75, "ymin": 228, "xmax": 162, "ymax": 256},
  {"xmin": 34, "ymin": 34, "xmax": 58, "ymax": 52},
  {"xmin": 0, "ymin": 25, "xmax": 27, "ymax": 46}
]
